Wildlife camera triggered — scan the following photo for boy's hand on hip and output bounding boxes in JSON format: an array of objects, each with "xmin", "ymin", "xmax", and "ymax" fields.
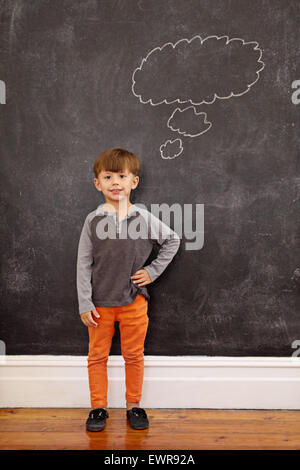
[
  {"xmin": 131, "ymin": 268, "xmax": 152, "ymax": 287},
  {"xmin": 80, "ymin": 309, "xmax": 100, "ymax": 328}
]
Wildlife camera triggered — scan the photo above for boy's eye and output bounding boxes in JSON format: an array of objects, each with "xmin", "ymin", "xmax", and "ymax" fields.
[{"xmin": 104, "ymin": 174, "xmax": 126, "ymax": 179}]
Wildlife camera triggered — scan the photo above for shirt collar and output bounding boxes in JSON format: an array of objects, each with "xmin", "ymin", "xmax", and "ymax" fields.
[{"xmin": 95, "ymin": 203, "xmax": 139, "ymax": 218}]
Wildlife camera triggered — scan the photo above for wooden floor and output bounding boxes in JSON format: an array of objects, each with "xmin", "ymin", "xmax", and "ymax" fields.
[{"xmin": 0, "ymin": 409, "xmax": 300, "ymax": 450}]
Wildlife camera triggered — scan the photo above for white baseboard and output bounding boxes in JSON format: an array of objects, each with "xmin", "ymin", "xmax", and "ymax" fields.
[{"xmin": 1, "ymin": 355, "xmax": 300, "ymax": 409}]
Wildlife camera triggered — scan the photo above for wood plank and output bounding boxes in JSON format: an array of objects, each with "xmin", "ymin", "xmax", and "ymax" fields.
[{"xmin": 0, "ymin": 409, "xmax": 300, "ymax": 450}]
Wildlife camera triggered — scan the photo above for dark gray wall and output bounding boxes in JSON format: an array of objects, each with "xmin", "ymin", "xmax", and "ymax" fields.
[{"xmin": 1, "ymin": 0, "xmax": 300, "ymax": 356}]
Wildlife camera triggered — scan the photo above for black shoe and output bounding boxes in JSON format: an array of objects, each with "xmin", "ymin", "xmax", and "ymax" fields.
[
  {"xmin": 126, "ymin": 407, "xmax": 149, "ymax": 429},
  {"xmin": 86, "ymin": 408, "xmax": 109, "ymax": 432}
]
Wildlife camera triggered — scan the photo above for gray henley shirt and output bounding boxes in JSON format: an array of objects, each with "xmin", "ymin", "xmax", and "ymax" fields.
[{"xmin": 76, "ymin": 203, "xmax": 181, "ymax": 314}]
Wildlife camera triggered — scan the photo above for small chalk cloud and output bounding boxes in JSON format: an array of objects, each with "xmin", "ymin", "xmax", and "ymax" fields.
[
  {"xmin": 160, "ymin": 138, "xmax": 183, "ymax": 159},
  {"xmin": 131, "ymin": 35, "xmax": 264, "ymax": 157},
  {"xmin": 167, "ymin": 106, "xmax": 212, "ymax": 137}
]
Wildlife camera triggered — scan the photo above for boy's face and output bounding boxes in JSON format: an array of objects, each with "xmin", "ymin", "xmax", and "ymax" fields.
[{"xmin": 94, "ymin": 167, "xmax": 139, "ymax": 205}]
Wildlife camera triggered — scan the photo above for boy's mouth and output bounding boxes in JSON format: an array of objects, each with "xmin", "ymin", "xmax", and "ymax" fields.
[{"xmin": 111, "ymin": 190, "xmax": 122, "ymax": 194}]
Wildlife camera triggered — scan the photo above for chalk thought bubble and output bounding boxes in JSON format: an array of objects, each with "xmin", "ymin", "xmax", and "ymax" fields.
[
  {"xmin": 132, "ymin": 35, "xmax": 265, "ymax": 158},
  {"xmin": 132, "ymin": 35, "xmax": 264, "ymax": 105}
]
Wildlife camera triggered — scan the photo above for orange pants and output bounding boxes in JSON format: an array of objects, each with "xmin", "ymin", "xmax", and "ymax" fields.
[{"xmin": 87, "ymin": 293, "xmax": 149, "ymax": 409}]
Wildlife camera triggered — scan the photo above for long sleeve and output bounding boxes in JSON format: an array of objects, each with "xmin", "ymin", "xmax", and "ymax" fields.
[
  {"xmin": 142, "ymin": 211, "xmax": 180, "ymax": 283},
  {"xmin": 76, "ymin": 214, "xmax": 96, "ymax": 315}
]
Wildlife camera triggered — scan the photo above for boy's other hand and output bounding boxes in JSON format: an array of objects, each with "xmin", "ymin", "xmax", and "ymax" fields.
[
  {"xmin": 131, "ymin": 268, "xmax": 152, "ymax": 287},
  {"xmin": 80, "ymin": 309, "xmax": 100, "ymax": 328}
]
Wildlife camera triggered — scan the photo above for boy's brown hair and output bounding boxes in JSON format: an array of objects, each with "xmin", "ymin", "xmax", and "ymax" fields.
[{"xmin": 93, "ymin": 148, "xmax": 140, "ymax": 178}]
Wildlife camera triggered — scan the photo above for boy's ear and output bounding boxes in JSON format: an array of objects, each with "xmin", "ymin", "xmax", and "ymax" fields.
[
  {"xmin": 94, "ymin": 178, "xmax": 102, "ymax": 192},
  {"xmin": 132, "ymin": 176, "xmax": 139, "ymax": 188}
]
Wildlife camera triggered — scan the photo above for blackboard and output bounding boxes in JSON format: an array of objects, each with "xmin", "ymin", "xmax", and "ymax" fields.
[{"xmin": 1, "ymin": 0, "xmax": 300, "ymax": 356}]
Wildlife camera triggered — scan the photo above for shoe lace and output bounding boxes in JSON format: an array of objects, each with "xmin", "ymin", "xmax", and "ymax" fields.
[{"xmin": 131, "ymin": 407, "xmax": 147, "ymax": 418}]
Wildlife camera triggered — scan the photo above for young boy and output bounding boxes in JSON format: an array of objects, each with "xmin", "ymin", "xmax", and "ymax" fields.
[{"xmin": 76, "ymin": 148, "xmax": 180, "ymax": 432}]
